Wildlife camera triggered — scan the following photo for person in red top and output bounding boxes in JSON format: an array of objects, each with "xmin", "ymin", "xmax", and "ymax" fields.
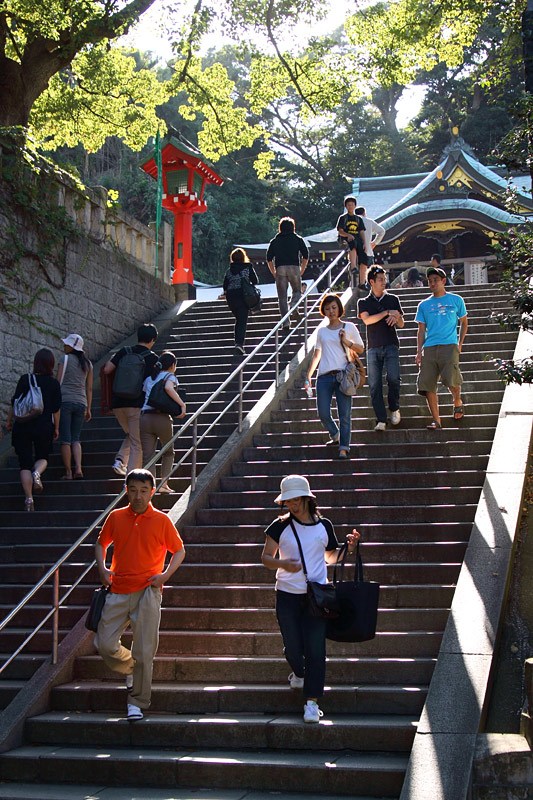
[{"xmin": 94, "ymin": 468, "xmax": 185, "ymax": 720}]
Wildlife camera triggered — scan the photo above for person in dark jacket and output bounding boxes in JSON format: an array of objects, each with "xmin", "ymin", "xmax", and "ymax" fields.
[
  {"xmin": 6, "ymin": 348, "xmax": 61, "ymax": 511},
  {"xmin": 267, "ymin": 218, "xmax": 309, "ymax": 329},
  {"xmin": 219, "ymin": 248, "xmax": 259, "ymax": 355}
]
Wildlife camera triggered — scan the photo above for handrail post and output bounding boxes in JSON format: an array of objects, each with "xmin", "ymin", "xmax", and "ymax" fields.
[
  {"xmin": 52, "ymin": 568, "xmax": 59, "ymax": 665},
  {"xmin": 304, "ymin": 293, "xmax": 308, "ymax": 353},
  {"xmin": 238, "ymin": 368, "xmax": 244, "ymax": 433},
  {"xmin": 275, "ymin": 327, "xmax": 280, "ymax": 387},
  {"xmin": 191, "ymin": 418, "xmax": 198, "ymax": 492}
]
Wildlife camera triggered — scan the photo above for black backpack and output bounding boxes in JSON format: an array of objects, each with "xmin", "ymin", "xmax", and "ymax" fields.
[{"xmin": 113, "ymin": 347, "xmax": 151, "ymax": 400}]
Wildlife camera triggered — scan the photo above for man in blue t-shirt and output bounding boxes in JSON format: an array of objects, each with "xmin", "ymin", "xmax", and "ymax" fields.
[{"xmin": 415, "ymin": 267, "xmax": 468, "ymax": 429}]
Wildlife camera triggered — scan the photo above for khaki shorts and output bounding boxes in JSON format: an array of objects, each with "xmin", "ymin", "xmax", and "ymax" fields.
[{"xmin": 417, "ymin": 344, "xmax": 462, "ymax": 395}]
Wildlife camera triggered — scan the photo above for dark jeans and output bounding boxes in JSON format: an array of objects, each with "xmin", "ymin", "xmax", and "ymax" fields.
[
  {"xmin": 227, "ymin": 294, "xmax": 249, "ymax": 347},
  {"xmin": 276, "ymin": 590, "xmax": 327, "ymax": 699},
  {"xmin": 59, "ymin": 400, "xmax": 86, "ymax": 444},
  {"xmin": 367, "ymin": 345, "xmax": 401, "ymax": 423}
]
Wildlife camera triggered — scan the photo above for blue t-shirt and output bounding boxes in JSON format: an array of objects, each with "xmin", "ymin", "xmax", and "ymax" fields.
[{"xmin": 415, "ymin": 293, "xmax": 467, "ymax": 348}]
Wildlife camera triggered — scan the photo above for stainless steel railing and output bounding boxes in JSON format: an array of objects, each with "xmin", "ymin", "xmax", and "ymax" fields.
[{"xmin": 0, "ymin": 251, "xmax": 352, "ymax": 673}]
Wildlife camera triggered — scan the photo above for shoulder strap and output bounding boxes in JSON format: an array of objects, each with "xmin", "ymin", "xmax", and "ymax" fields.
[
  {"xmin": 59, "ymin": 354, "xmax": 68, "ymax": 386},
  {"xmin": 341, "ymin": 323, "xmax": 351, "ymax": 364},
  {"xmin": 289, "ymin": 518, "xmax": 309, "ymax": 580}
]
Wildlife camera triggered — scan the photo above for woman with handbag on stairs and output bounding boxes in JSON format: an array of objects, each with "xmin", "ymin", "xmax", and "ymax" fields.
[
  {"xmin": 261, "ymin": 474, "xmax": 359, "ymax": 723},
  {"xmin": 140, "ymin": 351, "xmax": 186, "ymax": 494},
  {"xmin": 5, "ymin": 348, "xmax": 61, "ymax": 511},
  {"xmin": 219, "ymin": 248, "xmax": 259, "ymax": 355},
  {"xmin": 305, "ymin": 294, "xmax": 364, "ymax": 460}
]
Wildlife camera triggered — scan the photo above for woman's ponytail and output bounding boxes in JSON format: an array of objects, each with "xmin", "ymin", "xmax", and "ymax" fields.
[{"xmin": 151, "ymin": 350, "xmax": 176, "ymax": 379}]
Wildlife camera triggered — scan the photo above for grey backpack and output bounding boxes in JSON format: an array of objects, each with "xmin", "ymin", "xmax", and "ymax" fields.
[{"xmin": 113, "ymin": 347, "xmax": 150, "ymax": 400}]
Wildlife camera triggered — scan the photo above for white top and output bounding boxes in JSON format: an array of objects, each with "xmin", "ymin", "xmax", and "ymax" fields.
[
  {"xmin": 141, "ymin": 371, "xmax": 179, "ymax": 411},
  {"xmin": 316, "ymin": 321, "xmax": 363, "ymax": 376},
  {"xmin": 360, "ymin": 217, "xmax": 385, "ymax": 256},
  {"xmin": 265, "ymin": 515, "xmax": 339, "ymax": 594}
]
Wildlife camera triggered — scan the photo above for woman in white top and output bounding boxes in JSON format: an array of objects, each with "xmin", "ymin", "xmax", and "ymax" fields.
[
  {"xmin": 140, "ymin": 351, "xmax": 185, "ymax": 494},
  {"xmin": 305, "ymin": 294, "xmax": 364, "ymax": 459},
  {"xmin": 262, "ymin": 475, "xmax": 359, "ymax": 723}
]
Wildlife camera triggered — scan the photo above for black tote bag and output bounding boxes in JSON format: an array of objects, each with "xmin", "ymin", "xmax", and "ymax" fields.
[
  {"xmin": 326, "ymin": 542, "xmax": 380, "ymax": 642},
  {"xmin": 85, "ymin": 586, "xmax": 110, "ymax": 632}
]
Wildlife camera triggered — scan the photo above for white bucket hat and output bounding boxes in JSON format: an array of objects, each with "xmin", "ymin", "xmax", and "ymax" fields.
[
  {"xmin": 275, "ymin": 474, "xmax": 315, "ymax": 504},
  {"xmin": 62, "ymin": 333, "xmax": 84, "ymax": 351}
]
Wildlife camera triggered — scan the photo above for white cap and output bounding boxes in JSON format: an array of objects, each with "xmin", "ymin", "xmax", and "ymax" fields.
[
  {"xmin": 275, "ymin": 474, "xmax": 315, "ymax": 504},
  {"xmin": 62, "ymin": 334, "xmax": 84, "ymax": 351}
]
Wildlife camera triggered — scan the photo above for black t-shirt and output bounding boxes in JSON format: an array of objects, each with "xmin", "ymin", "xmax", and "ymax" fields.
[
  {"xmin": 357, "ymin": 292, "xmax": 403, "ymax": 349},
  {"xmin": 266, "ymin": 232, "xmax": 309, "ymax": 267},
  {"xmin": 110, "ymin": 345, "xmax": 159, "ymax": 408},
  {"xmin": 11, "ymin": 373, "xmax": 61, "ymax": 434},
  {"xmin": 336, "ymin": 213, "xmax": 366, "ymax": 240}
]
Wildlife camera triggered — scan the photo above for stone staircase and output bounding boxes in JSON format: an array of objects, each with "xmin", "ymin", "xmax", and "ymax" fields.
[
  {"xmin": 0, "ymin": 297, "xmax": 310, "ymax": 701},
  {"xmin": 0, "ymin": 285, "xmax": 518, "ymax": 799}
]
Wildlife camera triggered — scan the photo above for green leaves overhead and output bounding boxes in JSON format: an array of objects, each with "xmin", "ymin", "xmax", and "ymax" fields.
[{"xmin": 30, "ymin": 46, "xmax": 169, "ymax": 152}]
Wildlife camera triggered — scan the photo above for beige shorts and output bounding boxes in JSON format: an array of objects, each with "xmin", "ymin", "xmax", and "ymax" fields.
[{"xmin": 417, "ymin": 344, "xmax": 462, "ymax": 395}]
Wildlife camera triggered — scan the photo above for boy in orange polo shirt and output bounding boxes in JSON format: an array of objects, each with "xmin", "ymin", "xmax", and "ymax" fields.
[{"xmin": 94, "ymin": 468, "xmax": 185, "ymax": 720}]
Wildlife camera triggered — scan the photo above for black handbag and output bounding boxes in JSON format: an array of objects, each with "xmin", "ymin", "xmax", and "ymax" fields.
[
  {"xmin": 147, "ymin": 378, "xmax": 187, "ymax": 416},
  {"xmin": 241, "ymin": 275, "xmax": 261, "ymax": 309},
  {"xmin": 85, "ymin": 585, "xmax": 110, "ymax": 632},
  {"xmin": 326, "ymin": 542, "xmax": 380, "ymax": 642},
  {"xmin": 289, "ymin": 519, "xmax": 339, "ymax": 619}
]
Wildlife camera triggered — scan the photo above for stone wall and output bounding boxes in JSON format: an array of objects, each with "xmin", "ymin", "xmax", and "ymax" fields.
[{"xmin": 0, "ymin": 182, "xmax": 175, "ymax": 420}]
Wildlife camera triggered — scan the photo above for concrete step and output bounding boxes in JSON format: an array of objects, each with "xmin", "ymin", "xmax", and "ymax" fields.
[
  {"xmin": 24, "ymin": 710, "xmax": 417, "ymax": 752},
  {"xmin": 0, "ymin": 745, "xmax": 408, "ymax": 796},
  {"xmin": 220, "ymin": 470, "xmax": 485, "ymax": 491},
  {"xmin": 74, "ymin": 653, "xmax": 438, "ymax": 686},
  {"xmin": 51, "ymin": 680, "xmax": 428, "ymax": 715}
]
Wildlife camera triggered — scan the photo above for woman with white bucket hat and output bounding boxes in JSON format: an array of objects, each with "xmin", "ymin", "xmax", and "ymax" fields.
[
  {"xmin": 261, "ymin": 474, "xmax": 360, "ymax": 723},
  {"xmin": 56, "ymin": 333, "xmax": 93, "ymax": 480}
]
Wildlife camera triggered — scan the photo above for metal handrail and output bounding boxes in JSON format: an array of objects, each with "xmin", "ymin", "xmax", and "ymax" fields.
[{"xmin": 0, "ymin": 250, "xmax": 351, "ymax": 673}]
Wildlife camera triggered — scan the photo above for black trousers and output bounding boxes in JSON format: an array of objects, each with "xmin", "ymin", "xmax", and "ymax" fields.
[
  {"xmin": 276, "ymin": 589, "xmax": 327, "ymax": 699},
  {"xmin": 227, "ymin": 294, "xmax": 249, "ymax": 347}
]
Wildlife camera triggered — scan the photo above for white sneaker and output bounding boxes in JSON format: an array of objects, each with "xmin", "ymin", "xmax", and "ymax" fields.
[
  {"xmin": 126, "ymin": 673, "xmax": 133, "ymax": 691},
  {"xmin": 113, "ymin": 458, "xmax": 127, "ymax": 476},
  {"xmin": 303, "ymin": 700, "xmax": 323, "ymax": 724},
  {"xmin": 127, "ymin": 703, "xmax": 143, "ymax": 720},
  {"xmin": 288, "ymin": 672, "xmax": 304, "ymax": 690},
  {"xmin": 391, "ymin": 410, "xmax": 401, "ymax": 425},
  {"xmin": 374, "ymin": 422, "xmax": 387, "ymax": 432}
]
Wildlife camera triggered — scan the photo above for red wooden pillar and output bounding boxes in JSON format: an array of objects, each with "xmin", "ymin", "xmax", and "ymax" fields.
[{"xmin": 172, "ymin": 211, "xmax": 193, "ymax": 285}]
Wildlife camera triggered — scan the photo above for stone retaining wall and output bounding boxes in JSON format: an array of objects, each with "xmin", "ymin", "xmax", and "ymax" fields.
[{"xmin": 0, "ymin": 183, "xmax": 175, "ymax": 420}]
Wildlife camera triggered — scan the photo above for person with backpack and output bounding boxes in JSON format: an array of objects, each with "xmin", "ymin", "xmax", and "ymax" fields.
[
  {"xmin": 5, "ymin": 348, "xmax": 61, "ymax": 511},
  {"xmin": 219, "ymin": 248, "xmax": 259, "ymax": 355},
  {"xmin": 140, "ymin": 351, "xmax": 186, "ymax": 493},
  {"xmin": 56, "ymin": 333, "xmax": 93, "ymax": 480},
  {"xmin": 103, "ymin": 324, "xmax": 159, "ymax": 476}
]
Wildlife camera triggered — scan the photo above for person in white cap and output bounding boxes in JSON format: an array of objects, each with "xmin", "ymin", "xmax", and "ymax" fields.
[
  {"xmin": 56, "ymin": 334, "xmax": 93, "ymax": 479},
  {"xmin": 261, "ymin": 474, "xmax": 360, "ymax": 724}
]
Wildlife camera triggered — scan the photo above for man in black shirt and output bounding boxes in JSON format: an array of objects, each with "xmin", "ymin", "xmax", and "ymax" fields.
[
  {"xmin": 336, "ymin": 196, "xmax": 367, "ymax": 287},
  {"xmin": 267, "ymin": 217, "xmax": 309, "ymax": 329},
  {"xmin": 357, "ymin": 266, "xmax": 404, "ymax": 431},
  {"xmin": 103, "ymin": 323, "xmax": 159, "ymax": 475}
]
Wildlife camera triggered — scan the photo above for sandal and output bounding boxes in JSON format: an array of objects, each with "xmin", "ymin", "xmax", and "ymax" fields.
[
  {"xmin": 426, "ymin": 421, "xmax": 442, "ymax": 430},
  {"xmin": 73, "ymin": 472, "xmax": 84, "ymax": 480},
  {"xmin": 61, "ymin": 474, "xmax": 73, "ymax": 481},
  {"xmin": 24, "ymin": 498, "xmax": 34, "ymax": 512},
  {"xmin": 158, "ymin": 484, "xmax": 173, "ymax": 494},
  {"xmin": 453, "ymin": 404, "xmax": 465, "ymax": 420}
]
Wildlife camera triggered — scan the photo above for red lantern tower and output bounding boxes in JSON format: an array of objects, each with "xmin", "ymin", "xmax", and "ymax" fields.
[{"xmin": 141, "ymin": 133, "xmax": 224, "ymax": 294}]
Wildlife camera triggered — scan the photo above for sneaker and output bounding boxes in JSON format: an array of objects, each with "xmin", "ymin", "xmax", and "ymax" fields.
[
  {"xmin": 390, "ymin": 410, "xmax": 401, "ymax": 426},
  {"xmin": 127, "ymin": 703, "xmax": 143, "ymax": 720},
  {"xmin": 32, "ymin": 471, "xmax": 43, "ymax": 493},
  {"xmin": 288, "ymin": 672, "xmax": 304, "ymax": 690},
  {"xmin": 113, "ymin": 458, "xmax": 127, "ymax": 476},
  {"xmin": 303, "ymin": 700, "xmax": 323, "ymax": 724},
  {"xmin": 325, "ymin": 435, "xmax": 340, "ymax": 446},
  {"xmin": 374, "ymin": 422, "xmax": 387, "ymax": 432},
  {"xmin": 126, "ymin": 674, "xmax": 133, "ymax": 691},
  {"xmin": 235, "ymin": 344, "xmax": 245, "ymax": 355}
]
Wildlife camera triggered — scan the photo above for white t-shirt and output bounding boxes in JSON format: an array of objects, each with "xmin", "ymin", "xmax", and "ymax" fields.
[
  {"xmin": 141, "ymin": 371, "xmax": 179, "ymax": 411},
  {"xmin": 265, "ymin": 515, "xmax": 339, "ymax": 594},
  {"xmin": 360, "ymin": 217, "xmax": 385, "ymax": 257},
  {"xmin": 316, "ymin": 321, "xmax": 363, "ymax": 375}
]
